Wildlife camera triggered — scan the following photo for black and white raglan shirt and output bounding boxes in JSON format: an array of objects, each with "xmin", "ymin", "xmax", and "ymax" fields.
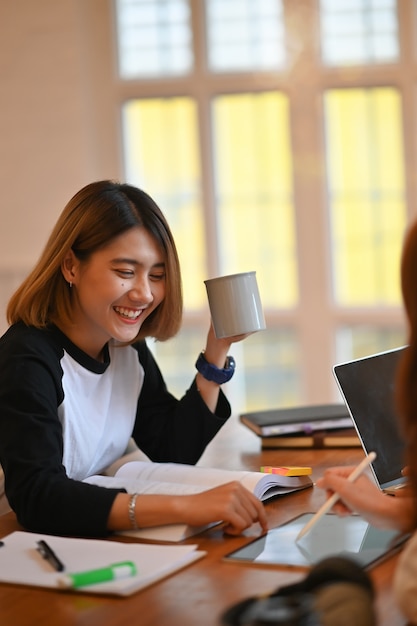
[{"xmin": 0, "ymin": 323, "xmax": 231, "ymax": 536}]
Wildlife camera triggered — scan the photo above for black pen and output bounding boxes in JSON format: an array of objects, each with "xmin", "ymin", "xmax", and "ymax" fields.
[{"xmin": 36, "ymin": 540, "xmax": 65, "ymax": 572}]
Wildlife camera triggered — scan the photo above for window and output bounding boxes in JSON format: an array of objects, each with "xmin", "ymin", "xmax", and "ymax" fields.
[
  {"xmin": 112, "ymin": 0, "xmax": 412, "ymax": 412},
  {"xmin": 205, "ymin": 0, "xmax": 285, "ymax": 71},
  {"xmin": 324, "ymin": 87, "xmax": 406, "ymax": 306},
  {"xmin": 320, "ymin": 0, "xmax": 399, "ymax": 66},
  {"xmin": 116, "ymin": 0, "xmax": 193, "ymax": 77},
  {"xmin": 211, "ymin": 91, "xmax": 297, "ymax": 307}
]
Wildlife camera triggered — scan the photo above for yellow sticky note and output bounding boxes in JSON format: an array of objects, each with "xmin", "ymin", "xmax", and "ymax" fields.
[{"xmin": 260, "ymin": 466, "xmax": 312, "ymax": 476}]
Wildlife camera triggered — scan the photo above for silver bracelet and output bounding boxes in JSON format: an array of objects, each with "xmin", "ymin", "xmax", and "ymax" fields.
[{"xmin": 128, "ymin": 493, "xmax": 139, "ymax": 529}]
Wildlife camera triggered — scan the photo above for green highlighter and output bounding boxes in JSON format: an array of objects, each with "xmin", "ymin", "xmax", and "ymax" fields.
[{"xmin": 59, "ymin": 560, "xmax": 137, "ymax": 588}]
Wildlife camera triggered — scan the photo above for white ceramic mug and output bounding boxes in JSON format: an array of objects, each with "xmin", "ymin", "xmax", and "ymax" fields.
[{"xmin": 204, "ymin": 271, "xmax": 266, "ymax": 338}]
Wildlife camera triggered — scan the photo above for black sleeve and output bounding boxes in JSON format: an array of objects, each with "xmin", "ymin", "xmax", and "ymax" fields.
[
  {"xmin": 0, "ymin": 328, "xmax": 122, "ymax": 536},
  {"xmin": 132, "ymin": 341, "xmax": 231, "ymax": 464}
]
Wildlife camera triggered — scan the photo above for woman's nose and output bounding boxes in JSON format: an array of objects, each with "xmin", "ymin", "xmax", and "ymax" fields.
[{"xmin": 128, "ymin": 278, "xmax": 153, "ymax": 304}]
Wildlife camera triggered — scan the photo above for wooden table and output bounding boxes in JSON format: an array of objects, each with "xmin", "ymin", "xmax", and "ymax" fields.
[{"xmin": 0, "ymin": 416, "xmax": 408, "ymax": 626}]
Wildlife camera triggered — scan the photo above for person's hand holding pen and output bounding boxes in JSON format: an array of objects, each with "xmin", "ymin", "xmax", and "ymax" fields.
[
  {"xmin": 296, "ymin": 452, "xmax": 376, "ymax": 541},
  {"xmin": 315, "ymin": 458, "xmax": 415, "ymax": 534}
]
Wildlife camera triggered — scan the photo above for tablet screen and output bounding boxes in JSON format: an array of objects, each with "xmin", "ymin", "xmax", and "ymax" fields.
[{"xmin": 224, "ymin": 513, "xmax": 406, "ymax": 569}]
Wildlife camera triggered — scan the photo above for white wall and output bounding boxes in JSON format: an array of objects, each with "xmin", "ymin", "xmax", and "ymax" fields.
[{"xmin": 0, "ymin": 0, "xmax": 119, "ymax": 332}]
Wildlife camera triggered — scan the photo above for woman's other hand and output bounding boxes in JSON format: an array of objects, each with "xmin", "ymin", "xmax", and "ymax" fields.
[{"xmin": 316, "ymin": 465, "xmax": 414, "ymax": 532}]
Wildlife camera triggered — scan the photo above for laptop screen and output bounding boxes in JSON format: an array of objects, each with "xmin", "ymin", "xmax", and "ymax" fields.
[{"xmin": 333, "ymin": 346, "xmax": 407, "ymax": 492}]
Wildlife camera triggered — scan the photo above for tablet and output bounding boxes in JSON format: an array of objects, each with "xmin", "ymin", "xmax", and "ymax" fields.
[{"xmin": 223, "ymin": 513, "xmax": 407, "ymax": 570}]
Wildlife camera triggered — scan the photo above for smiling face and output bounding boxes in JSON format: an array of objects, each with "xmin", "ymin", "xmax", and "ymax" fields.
[{"xmin": 60, "ymin": 226, "xmax": 166, "ymax": 360}]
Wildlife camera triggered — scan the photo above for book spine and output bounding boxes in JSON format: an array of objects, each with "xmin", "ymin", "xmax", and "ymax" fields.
[{"xmin": 261, "ymin": 432, "xmax": 360, "ymax": 449}]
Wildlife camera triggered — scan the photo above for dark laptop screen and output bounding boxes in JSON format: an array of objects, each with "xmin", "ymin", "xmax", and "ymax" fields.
[{"xmin": 333, "ymin": 347, "xmax": 406, "ymax": 491}]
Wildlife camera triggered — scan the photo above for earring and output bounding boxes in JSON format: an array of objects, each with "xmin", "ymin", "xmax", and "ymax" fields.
[{"xmin": 69, "ymin": 281, "xmax": 73, "ymax": 288}]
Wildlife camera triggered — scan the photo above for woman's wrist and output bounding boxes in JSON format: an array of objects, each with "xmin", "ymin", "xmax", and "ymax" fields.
[
  {"xmin": 203, "ymin": 325, "xmax": 232, "ymax": 367},
  {"xmin": 387, "ymin": 496, "xmax": 415, "ymax": 532},
  {"xmin": 201, "ymin": 346, "xmax": 230, "ymax": 369},
  {"xmin": 128, "ymin": 493, "xmax": 139, "ymax": 529},
  {"xmin": 195, "ymin": 351, "xmax": 235, "ymax": 385}
]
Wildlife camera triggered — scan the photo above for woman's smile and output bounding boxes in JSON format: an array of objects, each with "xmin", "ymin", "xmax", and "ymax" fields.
[{"xmin": 114, "ymin": 306, "xmax": 144, "ymax": 321}]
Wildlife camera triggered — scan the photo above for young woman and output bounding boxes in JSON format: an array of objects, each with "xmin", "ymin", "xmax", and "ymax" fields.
[
  {"xmin": 0, "ymin": 180, "xmax": 267, "ymax": 537},
  {"xmin": 316, "ymin": 218, "xmax": 417, "ymax": 622},
  {"xmin": 385, "ymin": 217, "xmax": 417, "ymax": 622}
]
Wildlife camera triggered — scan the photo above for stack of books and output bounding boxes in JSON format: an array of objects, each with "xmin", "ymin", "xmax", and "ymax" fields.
[{"xmin": 239, "ymin": 403, "xmax": 361, "ymax": 449}]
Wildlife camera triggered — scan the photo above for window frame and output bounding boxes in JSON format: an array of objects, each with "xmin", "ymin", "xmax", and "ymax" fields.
[{"xmin": 85, "ymin": 0, "xmax": 414, "ymax": 405}]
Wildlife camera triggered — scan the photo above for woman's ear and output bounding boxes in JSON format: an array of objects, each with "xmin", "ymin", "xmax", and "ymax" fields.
[{"xmin": 61, "ymin": 250, "xmax": 78, "ymax": 286}]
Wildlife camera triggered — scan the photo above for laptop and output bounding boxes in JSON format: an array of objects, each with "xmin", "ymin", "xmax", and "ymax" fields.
[{"xmin": 333, "ymin": 346, "xmax": 407, "ymax": 494}]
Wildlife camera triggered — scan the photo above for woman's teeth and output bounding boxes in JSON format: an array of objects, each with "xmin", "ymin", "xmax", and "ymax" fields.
[{"xmin": 114, "ymin": 307, "xmax": 141, "ymax": 319}]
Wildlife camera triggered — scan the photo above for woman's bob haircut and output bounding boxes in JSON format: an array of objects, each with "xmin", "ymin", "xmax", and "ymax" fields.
[{"xmin": 7, "ymin": 180, "xmax": 183, "ymax": 342}]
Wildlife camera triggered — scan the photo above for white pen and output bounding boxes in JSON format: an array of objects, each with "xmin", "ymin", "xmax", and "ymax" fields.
[{"xmin": 295, "ymin": 451, "xmax": 377, "ymax": 542}]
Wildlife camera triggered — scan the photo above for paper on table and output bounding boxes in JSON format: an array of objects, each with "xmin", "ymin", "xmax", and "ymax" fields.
[{"xmin": 0, "ymin": 531, "xmax": 205, "ymax": 596}]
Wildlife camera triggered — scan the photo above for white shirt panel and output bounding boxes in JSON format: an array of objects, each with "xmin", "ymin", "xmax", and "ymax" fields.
[{"xmin": 58, "ymin": 344, "xmax": 144, "ymax": 480}]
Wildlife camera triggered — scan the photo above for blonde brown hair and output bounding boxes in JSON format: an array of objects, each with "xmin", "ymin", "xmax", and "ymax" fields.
[
  {"xmin": 7, "ymin": 180, "xmax": 183, "ymax": 341},
  {"xmin": 397, "ymin": 219, "xmax": 417, "ymax": 527}
]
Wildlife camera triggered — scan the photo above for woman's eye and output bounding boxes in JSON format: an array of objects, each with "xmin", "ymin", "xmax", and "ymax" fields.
[
  {"xmin": 150, "ymin": 273, "xmax": 165, "ymax": 281},
  {"xmin": 116, "ymin": 269, "xmax": 134, "ymax": 277}
]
